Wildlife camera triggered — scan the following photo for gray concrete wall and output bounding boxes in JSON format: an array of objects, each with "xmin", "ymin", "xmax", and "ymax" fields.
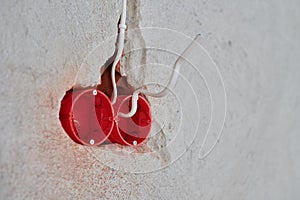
[{"xmin": 1, "ymin": 0, "xmax": 300, "ymax": 199}]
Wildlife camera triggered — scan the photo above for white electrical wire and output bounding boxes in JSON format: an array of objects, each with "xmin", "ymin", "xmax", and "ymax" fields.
[
  {"xmin": 111, "ymin": 0, "xmax": 127, "ymax": 104},
  {"xmin": 118, "ymin": 34, "xmax": 201, "ymax": 118},
  {"xmin": 117, "ymin": 60, "xmax": 180, "ymax": 118}
]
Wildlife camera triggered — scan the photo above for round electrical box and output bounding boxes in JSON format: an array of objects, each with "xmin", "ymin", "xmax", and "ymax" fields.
[
  {"xmin": 108, "ymin": 95, "xmax": 152, "ymax": 146},
  {"xmin": 59, "ymin": 88, "xmax": 114, "ymax": 146}
]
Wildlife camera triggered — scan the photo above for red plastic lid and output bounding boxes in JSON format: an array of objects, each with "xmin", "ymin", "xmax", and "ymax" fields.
[
  {"xmin": 59, "ymin": 88, "xmax": 114, "ymax": 146},
  {"xmin": 109, "ymin": 95, "xmax": 152, "ymax": 146}
]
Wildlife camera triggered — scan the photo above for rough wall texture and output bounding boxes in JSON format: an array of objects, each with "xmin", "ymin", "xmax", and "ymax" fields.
[{"xmin": 1, "ymin": 0, "xmax": 300, "ymax": 199}]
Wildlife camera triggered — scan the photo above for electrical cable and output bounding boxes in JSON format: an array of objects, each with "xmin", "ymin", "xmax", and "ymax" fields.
[
  {"xmin": 111, "ymin": 0, "xmax": 127, "ymax": 104},
  {"xmin": 118, "ymin": 34, "xmax": 202, "ymax": 118}
]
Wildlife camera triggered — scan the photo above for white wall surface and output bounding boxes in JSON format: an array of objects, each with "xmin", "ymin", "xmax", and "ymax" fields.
[{"xmin": 1, "ymin": 0, "xmax": 299, "ymax": 199}]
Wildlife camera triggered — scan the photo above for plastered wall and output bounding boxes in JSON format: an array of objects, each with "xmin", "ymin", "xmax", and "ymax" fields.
[{"xmin": 1, "ymin": 0, "xmax": 299, "ymax": 199}]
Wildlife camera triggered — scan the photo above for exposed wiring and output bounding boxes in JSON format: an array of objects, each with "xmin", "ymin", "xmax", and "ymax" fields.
[
  {"xmin": 118, "ymin": 34, "xmax": 202, "ymax": 118},
  {"xmin": 111, "ymin": 0, "xmax": 127, "ymax": 104}
]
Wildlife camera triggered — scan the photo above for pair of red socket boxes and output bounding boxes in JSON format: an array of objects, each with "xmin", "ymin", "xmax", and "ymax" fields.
[{"xmin": 59, "ymin": 88, "xmax": 152, "ymax": 146}]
